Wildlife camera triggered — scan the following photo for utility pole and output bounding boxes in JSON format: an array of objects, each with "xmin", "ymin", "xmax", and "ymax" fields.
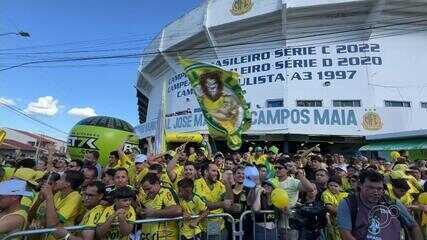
[{"xmin": 34, "ymin": 132, "xmax": 43, "ymax": 161}]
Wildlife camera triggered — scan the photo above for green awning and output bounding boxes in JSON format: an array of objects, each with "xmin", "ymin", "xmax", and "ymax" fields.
[{"xmin": 359, "ymin": 139, "xmax": 427, "ymax": 151}]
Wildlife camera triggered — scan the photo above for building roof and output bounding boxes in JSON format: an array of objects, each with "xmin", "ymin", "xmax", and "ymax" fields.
[
  {"xmin": 0, "ymin": 139, "xmax": 36, "ymax": 151},
  {"xmin": 366, "ymin": 129, "xmax": 427, "ymax": 141},
  {"xmin": 5, "ymin": 128, "xmax": 56, "ymax": 143}
]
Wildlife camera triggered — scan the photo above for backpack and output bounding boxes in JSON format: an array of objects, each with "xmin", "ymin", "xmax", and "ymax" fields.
[{"xmin": 345, "ymin": 193, "xmax": 408, "ymax": 239}]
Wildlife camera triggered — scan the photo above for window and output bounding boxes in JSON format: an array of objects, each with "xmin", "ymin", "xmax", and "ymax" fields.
[
  {"xmin": 137, "ymin": 91, "xmax": 149, "ymax": 123},
  {"xmin": 296, "ymin": 100, "xmax": 322, "ymax": 107},
  {"xmin": 384, "ymin": 100, "xmax": 411, "ymax": 108},
  {"xmin": 333, "ymin": 100, "xmax": 361, "ymax": 107},
  {"xmin": 421, "ymin": 102, "xmax": 427, "ymax": 108},
  {"xmin": 266, "ymin": 99, "xmax": 284, "ymax": 108}
]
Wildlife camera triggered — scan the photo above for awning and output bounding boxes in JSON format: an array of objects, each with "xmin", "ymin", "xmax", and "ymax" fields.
[{"xmin": 359, "ymin": 139, "xmax": 427, "ymax": 151}]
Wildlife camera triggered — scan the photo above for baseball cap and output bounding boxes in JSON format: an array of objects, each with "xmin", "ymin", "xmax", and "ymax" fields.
[
  {"xmin": 135, "ymin": 154, "xmax": 147, "ymax": 164},
  {"xmin": 389, "ymin": 170, "xmax": 407, "ymax": 180},
  {"xmin": 393, "ymin": 164, "xmax": 409, "ymax": 172},
  {"xmin": 243, "ymin": 166, "xmax": 259, "ymax": 188},
  {"xmin": 0, "ymin": 179, "xmax": 32, "ymax": 197},
  {"xmin": 13, "ymin": 167, "xmax": 39, "ymax": 186}
]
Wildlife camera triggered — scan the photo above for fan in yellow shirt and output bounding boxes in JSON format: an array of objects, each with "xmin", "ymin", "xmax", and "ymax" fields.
[
  {"xmin": 11, "ymin": 168, "xmax": 42, "ymax": 214},
  {"xmin": 97, "ymin": 186, "xmax": 136, "ymax": 240},
  {"xmin": 321, "ymin": 176, "xmax": 348, "ymax": 240},
  {"xmin": 415, "ymin": 192, "xmax": 427, "ymax": 239},
  {"xmin": 33, "ymin": 170, "xmax": 84, "ymax": 240},
  {"xmin": 134, "ymin": 154, "xmax": 148, "ymax": 184},
  {"xmin": 28, "ymin": 172, "xmax": 61, "ymax": 231},
  {"xmin": 108, "ymin": 150, "xmax": 137, "ymax": 185},
  {"xmin": 136, "ymin": 174, "xmax": 182, "ymax": 240},
  {"xmin": 188, "ymin": 146, "xmax": 197, "ymax": 163},
  {"xmin": 53, "ymin": 181, "xmax": 106, "ymax": 240},
  {"xmin": 177, "ymin": 178, "xmax": 209, "ymax": 240},
  {"xmin": 40, "ymin": 170, "xmax": 84, "ymax": 227},
  {"xmin": 136, "ymin": 163, "xmax": 175, "ymax": 191},
  {"xmin": 0, "ymin": 166, "xmax": 15, "ymax": 181},
  {"xmin": 193, "ymin": 163, "xmax": 233, "ymax": 237},
  {"xmin": 0, "ymin": 180, "xmax": 31, "ymax": 238},
  {"xmin": 387, "ymin": 178, "xmax": 414, "ymax": 206},
  {"xmin": 167, "ymin": 149, "xmax": 197, "ymax": 192},
  {"xmin": 250, "ymin": 147, "xmax": 267, "ymax": 166}
]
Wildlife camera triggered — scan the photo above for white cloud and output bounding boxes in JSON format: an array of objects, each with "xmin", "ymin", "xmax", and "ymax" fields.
[
  {"xmin": 24, "ymin": 96, "xmax": 59, "ymax": 116},
  {"xmin": 0, "ymin": 97, "xmax": 16, "ymax": 106},
  {"xmin": 67, "ymin": 107, "xmax": 97, "ymax": 118}
]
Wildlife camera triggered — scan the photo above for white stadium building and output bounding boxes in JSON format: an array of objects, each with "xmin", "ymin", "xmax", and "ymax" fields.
[{"xmin": 135, "ymin": 0, "xmax": 427, "ymax": 155}]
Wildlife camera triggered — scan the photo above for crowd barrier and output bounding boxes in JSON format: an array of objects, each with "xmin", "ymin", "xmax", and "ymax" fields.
[
  {"xmin": 1, "ymin": 225, "xmax": 87, "ymax": 240},
  {"xmin": 1, "ymin": 211, "xmax": 287, "ymax": 240}
]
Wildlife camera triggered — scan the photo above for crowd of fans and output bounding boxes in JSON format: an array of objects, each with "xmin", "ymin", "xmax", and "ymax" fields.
[{"xmin": 0, "ymin": 139, "xmax": 427, "ymax": 240}]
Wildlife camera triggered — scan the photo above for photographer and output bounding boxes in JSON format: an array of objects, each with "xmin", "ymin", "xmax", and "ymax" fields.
[{"xmin": 290, "ymin": 184, "xmax": 328, "ymax": 240}]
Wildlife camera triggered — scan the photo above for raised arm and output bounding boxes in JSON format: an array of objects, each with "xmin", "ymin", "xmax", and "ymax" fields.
[
  {"xmin": 41, "ymin": 184, "xmax": 60, "ymax": 227},
  {"xmin": 167, "ymin": 143, "xmax": 187, "ymax": 182},
  {"xmin": 117, "ymin": 209, "xmax": 134, "ymax": 237},
  {"xmin": 166, "ymin": 156, "xmax": 178, "ymax": 183},
  {"xmin": 247, "ymin": 187, "xmax": 262, "ymax": 211},
  {"xmin": 202, "ymin": 135, "xmax": 212, "ymax": 160},
  {"xmin": 296, "ymin": 169, "xmax": 314, "ymax": 192},
  {"xmin": 96, "ymin": 214, "xmax": 115, "ymax": 239}
]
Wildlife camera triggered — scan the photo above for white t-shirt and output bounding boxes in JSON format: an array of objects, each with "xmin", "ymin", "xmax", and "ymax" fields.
[
  {"xmin": 419, "ymin": 179, "xmax": 426, "ymax": 188},
  {"xmin": 279, "ymin": 177, "xmax": 301, "ymax": 207}
]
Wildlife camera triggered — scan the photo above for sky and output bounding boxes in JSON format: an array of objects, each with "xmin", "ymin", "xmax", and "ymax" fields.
[{"xmin": 0, "ymin": 0, "xmax": 202, "ymax": 140}]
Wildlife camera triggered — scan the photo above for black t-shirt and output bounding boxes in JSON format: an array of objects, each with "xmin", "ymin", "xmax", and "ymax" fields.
[
  {"xmin": 229, "ymin": 185, "xmax": 249, "ymax": 219},
  {"xmin": 255, "ymin": 193, "xmax": 277, "ymax": 223}
]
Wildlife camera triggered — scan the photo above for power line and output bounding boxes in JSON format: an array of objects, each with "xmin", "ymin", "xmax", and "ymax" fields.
[
  {"xmin": 1, "ymin": 18, "xmax": 426, "ymax": 70},
  {"xmin": 1, "ymin": 13, "xmax": 425, "ymax": 57},
  {"xmin": 1, "ymin": 1, "xmax": 426, "ymax": 54},
  {"xmin": 0, "ymin": 10, "xmax": 425, "ymax": 65},
  {"xmin": 1, "ymin": 18, "xmax": 426, "ymax": 72},
  {"xmin": 4, "ymin": 24, "xmax": 427, "ymax": 70},
  {"xmin": 0, "ymin": 102, "xmax": 69, "ymax": 136}
]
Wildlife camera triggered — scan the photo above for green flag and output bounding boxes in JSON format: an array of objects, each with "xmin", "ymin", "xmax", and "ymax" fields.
[{"xmin": 179, "ymin": 57, "xmax": 251, "ymax": 150}]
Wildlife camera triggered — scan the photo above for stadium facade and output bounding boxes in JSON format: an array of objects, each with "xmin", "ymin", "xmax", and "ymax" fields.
[{"xmin": 135, "ymin": 0, "xmax": 427, "ymax": 153}]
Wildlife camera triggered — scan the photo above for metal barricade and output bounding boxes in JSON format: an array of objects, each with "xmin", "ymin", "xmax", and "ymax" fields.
[
  {"xmin": 133, "ymin": 213, "xmax": 236, "ymax": 240},
  {"xmin": 1, "ymin": 213, "xmax": 236, "ymax": 240},
  {"xmin": 1, "ymin": 225, "xmax": 87, "ymax": 240},
  {"xmin": 237, "ymin": 210, "xmax": 289, "ymax": 240}
]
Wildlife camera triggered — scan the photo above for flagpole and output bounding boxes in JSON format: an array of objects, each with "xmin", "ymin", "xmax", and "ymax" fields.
[{"xmin": 160, "ymin": 77, "xmax": 167, "ymax": 153}]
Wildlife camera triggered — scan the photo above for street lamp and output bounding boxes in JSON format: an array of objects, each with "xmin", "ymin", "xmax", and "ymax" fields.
[{"xmin": 0, "ymin": 31, "xmax": 31, "ymax": 37}]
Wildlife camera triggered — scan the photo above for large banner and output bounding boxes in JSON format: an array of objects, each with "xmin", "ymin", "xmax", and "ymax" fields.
[
  {"xmin": 136, "ymin": 34, "xmax": 427, "ymax": 139},
  {"xmin": 179, "ymin": 58, "xmax": 251, "ymax": 150},
  {"xmin": 166, "ymin": 42, "xmax": 383, "ymax": 115},
  {"xmin": 136, "ymin": 106, "xmax": 427, "ymax": 137}
]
